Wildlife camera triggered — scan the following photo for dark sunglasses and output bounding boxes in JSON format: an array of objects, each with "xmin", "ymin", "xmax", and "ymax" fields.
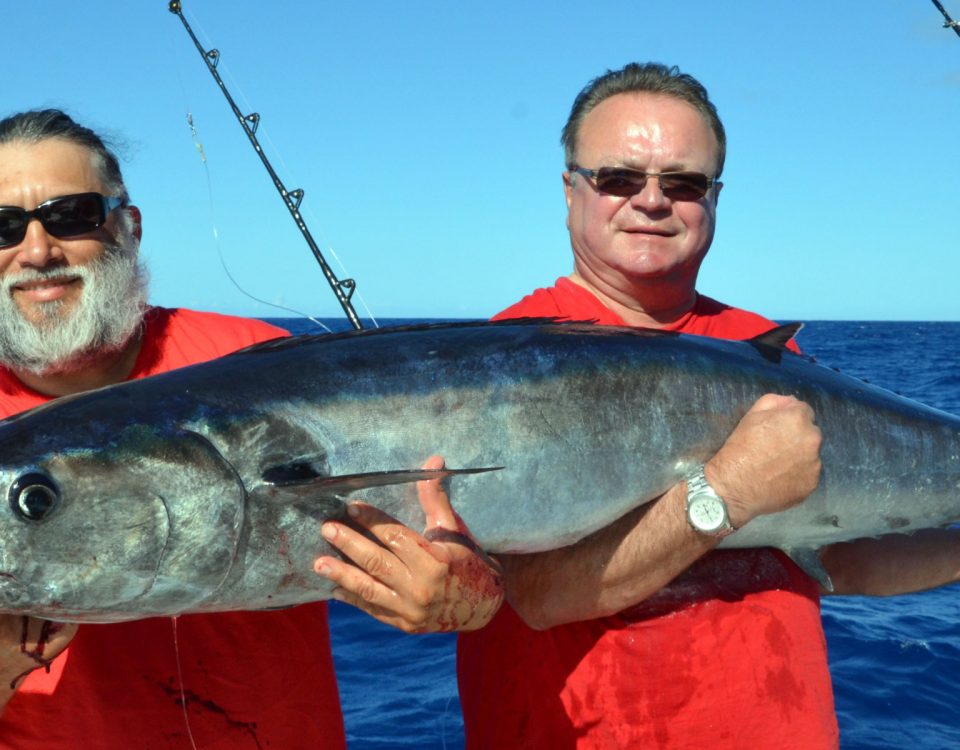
[
  {"xmin": 570, "ymin": 166, "xmax": 720, "ymax": 202},
  {"xmin": 0, "ymin": 192, "xmax": 125, "ymax": 250}
]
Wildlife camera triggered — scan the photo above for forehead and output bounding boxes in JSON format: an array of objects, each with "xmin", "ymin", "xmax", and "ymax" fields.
[
  {"xmin": 576, "ymin": 92, "xmax": 719, "ymax": 171},
  {"xmin": 0, "ymin": 138, "xmax": 105, "ymax": 205}
]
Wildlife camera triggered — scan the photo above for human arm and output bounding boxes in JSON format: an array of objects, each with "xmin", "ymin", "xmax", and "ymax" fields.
[
  {"xmin": 0, "ymin": 616, "xmax": 78, "ymax": 714},
  {"xmin": 819, "ymin": 529, "xmax": 960, "ymax": 596},
  {"xmin": 314, "ymin": 455, "xmax": 504, "ymax": 633},
  {"xmin": 499, "ymin": 393, "xmax": 823, "ymax": 629}
]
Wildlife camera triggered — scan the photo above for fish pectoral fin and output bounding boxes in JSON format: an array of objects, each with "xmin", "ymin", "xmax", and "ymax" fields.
[
  {"xmin": 748, "ymin": 323, "xmax": 803, "ymax": 363},
  {"xmin": 263, "ymin": 466, "xmax": 502, "ymax": 495},
  {"xmin": 783, "ymin": 546, "xmax": 834, "ymax": 592}
]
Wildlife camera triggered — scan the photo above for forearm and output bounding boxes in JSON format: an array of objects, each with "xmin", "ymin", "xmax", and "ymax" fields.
[
  {"xmin": 820, "ymin": 528, "xmax": 960, "ymax": 596},
  {"xmin": 500, "ymin": 394, "xmax": 822, "ymax": 630},
  {"xmin": 499, "ymin": 483, "xmax": 717, "ymax": 629}
]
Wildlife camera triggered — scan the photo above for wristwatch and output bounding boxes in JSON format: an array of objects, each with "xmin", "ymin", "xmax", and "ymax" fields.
[{"xmin": 685, "ymin": 465, "xmax": 736, "ymax": 538}]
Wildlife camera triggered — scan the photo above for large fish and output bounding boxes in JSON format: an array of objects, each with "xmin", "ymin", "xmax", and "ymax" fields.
[{"xmin": 0, "ymin": 321, "xmax": 957, "ymax": 622}]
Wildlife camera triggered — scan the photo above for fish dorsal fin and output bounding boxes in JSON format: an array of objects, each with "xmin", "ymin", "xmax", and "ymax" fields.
[
  {"xmin": 747, "ymin": 323, "xmax": 803, "ymax": 363},
  {"xmin": 260, "ymin": 466, "xmax": 501, "ymax": 499}
]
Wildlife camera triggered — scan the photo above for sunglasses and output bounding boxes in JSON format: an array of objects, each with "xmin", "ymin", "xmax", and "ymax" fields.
[
  {"xmin": 570, "ymin": 166, "xmax": 720, "ymax": 202},
  {"xmin": 0, "ymin": 193, "xmax": 125, "ymax": 250}
]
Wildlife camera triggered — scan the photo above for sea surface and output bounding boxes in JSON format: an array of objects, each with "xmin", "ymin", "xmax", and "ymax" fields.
[{"xmin": 269, "ymin": 317, "xmax": 960, "ymax": 750}]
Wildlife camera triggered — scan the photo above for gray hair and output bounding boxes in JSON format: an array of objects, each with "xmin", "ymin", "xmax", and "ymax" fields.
[
  {"xmin": 0, "ymin": 109, "xmax": 129, "ymax": 200},
  {"xmin": 561, "ymin": 62, "xmax": 727, "ymax": 178}
]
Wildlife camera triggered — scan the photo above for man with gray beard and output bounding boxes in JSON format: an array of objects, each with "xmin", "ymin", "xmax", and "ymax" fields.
[
  {"xmin": 0, "ymin": 109, "xmax": 502, "ymax": 749},
  {"xmin": 0, "ymin": 214, "xmax": 146, "ymax": 376}
]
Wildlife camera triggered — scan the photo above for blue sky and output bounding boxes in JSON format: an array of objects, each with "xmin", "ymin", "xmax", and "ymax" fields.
[{"xmin": 6, "ymin": 1, "xmax": 959, "ymax": 322}]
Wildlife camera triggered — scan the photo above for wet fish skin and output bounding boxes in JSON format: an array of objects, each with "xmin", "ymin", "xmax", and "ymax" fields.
[{"xmin": 0, "ymin": 321, "xmax": 957, "ymax": 622}]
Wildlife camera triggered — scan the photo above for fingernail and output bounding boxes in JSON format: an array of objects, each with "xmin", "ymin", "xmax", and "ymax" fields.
[
  {"xmin": 347, "ymin": 504, "xmax": 361, "ymax": 519},
  {"xmin": 315, "ymin": 561, "xmax": 330, "ymax": 576},
  {"xmin": 322, "ymin": 523, "xmax": 337, "ymax": 541}
]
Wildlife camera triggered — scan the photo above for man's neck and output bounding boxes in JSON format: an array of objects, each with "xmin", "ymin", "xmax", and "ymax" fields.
[
  {"xmin": 567, "ymin": 272, "xmax": 697, "ymax": 329},
  {"xmin": 11, "ymin": 334, "xmax": 144, "ymax": 398}
]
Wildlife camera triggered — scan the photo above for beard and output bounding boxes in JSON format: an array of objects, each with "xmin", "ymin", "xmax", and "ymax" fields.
[{"xmin": 0, "ymin": 225, "xmax": 149, "ymax": 377}]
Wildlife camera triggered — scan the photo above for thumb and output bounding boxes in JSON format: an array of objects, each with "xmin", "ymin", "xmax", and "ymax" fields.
[{"xmin": 417, "ymin": 455, "xmax": 458, "ymax": 532}]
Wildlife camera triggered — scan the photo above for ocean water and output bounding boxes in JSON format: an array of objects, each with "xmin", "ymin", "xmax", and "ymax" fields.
[{"xmin": 269, "ymin": 318, "xmax": 960, "ymax": 749}]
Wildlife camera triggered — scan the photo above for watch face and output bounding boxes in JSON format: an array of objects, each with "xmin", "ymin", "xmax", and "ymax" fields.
[{"xmin": 689, "ymin": 494, "xmax": 726, "ymax": 532}]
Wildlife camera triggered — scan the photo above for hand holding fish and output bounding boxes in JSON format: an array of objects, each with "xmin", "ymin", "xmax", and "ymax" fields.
[
  {"xmin": 706, "ymin": 393, "xmax": 823, "ymax": 528},
  {"xmin": 314, "ymin": 456, "xmax": 504, "ymax": 633},
  {"xmin": 0, "ymin": 616, "xmax": 78, "ymax": 711}
]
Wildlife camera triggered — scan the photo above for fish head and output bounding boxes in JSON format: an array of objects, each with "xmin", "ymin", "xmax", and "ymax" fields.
[{"xmin": 0, "ymin": 421, "xmax": 247, "ymax": 622}]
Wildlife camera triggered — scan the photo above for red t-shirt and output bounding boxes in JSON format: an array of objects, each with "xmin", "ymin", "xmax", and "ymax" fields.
[
  {"xmin": 458, "ymin": 278, "xmax": 837, "ymax": 749},
  {"xmin": 0, "ymin": 308, "xmax": 346, "ymax": 750}
]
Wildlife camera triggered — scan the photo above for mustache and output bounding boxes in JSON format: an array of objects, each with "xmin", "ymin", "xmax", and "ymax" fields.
[
  {"xmin": 0, "ymin": 232, "xmax": 148, "ymax": 376},
  {"xmin": 2, "ymin": 265, "xmax": 87, "ymax": 290},
  {"xmin": 0, "ymin": 253, "xmax": 106, "ymax": 292}
]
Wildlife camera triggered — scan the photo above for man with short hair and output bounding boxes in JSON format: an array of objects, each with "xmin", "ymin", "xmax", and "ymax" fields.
[
  {"xmin": 457, "ymin": 62, "xmax": 960, "ymax": 748},
  {"xmin": 0, "ymin": 108, "xmax": 502, "ymax": 748}
]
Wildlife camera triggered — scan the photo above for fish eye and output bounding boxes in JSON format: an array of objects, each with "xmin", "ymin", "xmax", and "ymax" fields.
[{"xmin": 9, "ymin": 471, "xmax": 61, "ymax": 522}]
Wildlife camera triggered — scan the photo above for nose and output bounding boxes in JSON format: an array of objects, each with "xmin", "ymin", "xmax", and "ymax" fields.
[
  {"xmin": 628, "ymin": 175, "xmax": 671, "ymax": 213},
  {"xmin": 10, "ymin": 218, "xmax": 65, "ymax": 269}
]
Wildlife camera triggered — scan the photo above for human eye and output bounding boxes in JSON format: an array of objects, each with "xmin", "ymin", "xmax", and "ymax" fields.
[
  {"xmin": 595, "ymin": 168, "xmax": 645, "ymax": 196},
  {"xmin": 659, "ymin": 172, "xmax": 709, "ymax": 199}
]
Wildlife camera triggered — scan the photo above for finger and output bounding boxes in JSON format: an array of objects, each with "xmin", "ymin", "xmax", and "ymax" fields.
[
  {"xmin": 417, "ymin": 455, "xmax": 459, "ymax": 532},
  {"xmin": 5, "ymin": 618, "xmax": 79, "ymax": 689},
  {"xmin": 314, "ymin": 551, "xmax": 448, "ymax": 633},
  {"xmin": 347, "ymin": 500, "xmax": 453, "ymax": 567},
  {"xmin": 327, "ymin": 584, "xmax": 435, "ymax": 634},
  {"xmin": 323, "ymin": 506, "xmax": 453, "ymax": 588},
  {"xmin": 749, "ymin": 393, "xmax": 800, "ymax": 412},
  {"xmin": 17, "ymin": 618, "xmax": 77, "ymax": 653},
  {"xmin": 314, "ymin": 554, "xmax": 416, "ymax": 618},
  {"xmin": 321, "ymin": 517, "xmax": 409, "ymax": 584}
]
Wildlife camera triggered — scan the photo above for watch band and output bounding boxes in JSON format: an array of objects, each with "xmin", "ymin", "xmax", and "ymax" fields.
[{"xmin": 685, "ymin": 465, "xmax": 737, "ymax": 538}]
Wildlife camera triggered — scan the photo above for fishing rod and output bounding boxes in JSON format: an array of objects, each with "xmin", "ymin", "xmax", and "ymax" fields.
[
  {"xmin": 930, "ymin": 0, "xmax": 960, "ymax": 38},
  {"xmin": 168, "ymin": 0, "xmax": 364, "ymax": 330}
]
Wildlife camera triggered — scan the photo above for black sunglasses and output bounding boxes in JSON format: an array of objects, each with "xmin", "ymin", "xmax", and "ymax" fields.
[
  {"xmin": 0, "ymin": 192, "xmax": 125, "ymax": 250},
  {"xmin": 570, "ymin": 166, "xmax": 720, "ymax": 202}
]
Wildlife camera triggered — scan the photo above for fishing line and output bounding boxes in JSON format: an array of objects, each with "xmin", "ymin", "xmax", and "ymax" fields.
[
  {"xmin": 237, "ymin": 115, "xmax": 381, "ymax": 329},
  {"xmin": 197, "ymin": 69, "xmax": 380, "ymax": 328},
  {"xmin": 181, "ymin": 6, "xmax": 379, "ymax": 329},
  {"xmin": 184, "ymin": 112, "xmax": 332, "ymax": 331},
  {"xmin": 171, "ymin": 616, "xmax": 200, "ymax": 750},
  {"xmin": 170, "ymin": 1, "xmax": 366, "ymax": 329},
  {"xmin": 166, "ymin": 37, "xmax": 326, "ymax": 749},
  {"xmin": 179, "ymin": 7, "xmax": 378, "ymax": 328},
  {"xmin": 439, "ymin": 693, "xmax": 457, "ymax": 750},
  {"xmin": 168, "ymin": 11, "xmax": 331, "ymax": 331},
  {"xmin": 163, "ymin": 39, "xmax": 211, "ymax": 750}
]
